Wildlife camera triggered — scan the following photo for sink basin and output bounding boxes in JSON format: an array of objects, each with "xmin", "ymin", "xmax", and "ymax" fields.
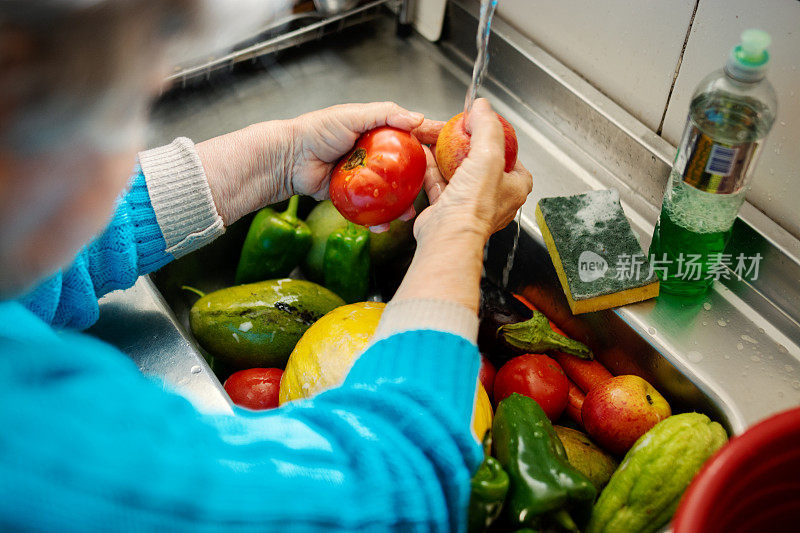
[
  {"xmin": 90, "ymin": 0, "xmax": 798, "ymax": 431},
  {"xmin": 146, "ymin": 213, "xmax": 734, "ymax": 436}
]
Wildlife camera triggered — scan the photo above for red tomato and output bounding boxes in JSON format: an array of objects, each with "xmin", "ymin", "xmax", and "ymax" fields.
[
  {"xmin": 223, "ymin": 368, "xmax": 283, "ymax": 410},
  {"xmin": 493, "ymin": 354, "xmax": 569, "ymax": 421},
  {"xmin": 478, "ymin": 354, "xmax": 497, "ymax": 399},
  {"xmin": 329, "ymin": 126, "xmax": 426, "ymax": 226}
]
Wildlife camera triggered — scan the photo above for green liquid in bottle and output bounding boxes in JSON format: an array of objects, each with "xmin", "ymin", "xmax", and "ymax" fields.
[{"xmin": 650, "ymin": 182, "xmax": 742, "ymax": 296}]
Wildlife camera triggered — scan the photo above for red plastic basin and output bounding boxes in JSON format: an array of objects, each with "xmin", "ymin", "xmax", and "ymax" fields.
[{"xmin": 673, "ymin": 406, "xmax": 800, "ymax": 533}]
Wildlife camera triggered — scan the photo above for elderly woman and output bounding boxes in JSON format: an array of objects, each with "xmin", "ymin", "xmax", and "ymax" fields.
[{"xmin": 0, "ymin": 1, "xmax": 531, "ymax": 531}]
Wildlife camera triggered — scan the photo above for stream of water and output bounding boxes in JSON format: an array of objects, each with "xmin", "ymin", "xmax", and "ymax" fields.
[
  {"xmin": 464, "ymin": 0, "xmax": 521, "ymax": 289},
  {"xmin": 463, "ymin": 0, "xmax": 498, "ymax": 122}
]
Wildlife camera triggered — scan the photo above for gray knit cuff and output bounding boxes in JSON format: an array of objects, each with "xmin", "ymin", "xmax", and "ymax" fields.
[
  {"xmin": 138, "ymin": 137, "xmax": 225, "ymax": 259},
  {"xmin": 372, "ymin": 298, "xmax": 479, "ymax": 345}
]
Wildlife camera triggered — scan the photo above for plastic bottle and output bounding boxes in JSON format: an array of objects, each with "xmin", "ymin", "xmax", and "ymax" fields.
[{"xmin": 649, "ymin": 29, "xmax": 778, "ymax": 297}]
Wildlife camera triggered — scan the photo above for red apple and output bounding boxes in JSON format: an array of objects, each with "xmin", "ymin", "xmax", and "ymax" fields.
[
  {"xmin": 582, "ymin": 375, "xmax": 671, "ymax": 455},
  {"xmin": 435, "ymin": 111, "xmax": 518, "ymax": 182},
  {"xmin": 478, "ymin": 354, "xmax": 497, "ymax": 399}
]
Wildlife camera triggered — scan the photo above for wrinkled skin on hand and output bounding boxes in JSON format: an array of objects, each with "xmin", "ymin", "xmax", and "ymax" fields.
[
  {"xmin": 415, "ymin": 98, "xmax": 532, "ymax": 242},
  {"xmin": 199, "ymin": 102, "xmax": 443, "ymax": 232}
]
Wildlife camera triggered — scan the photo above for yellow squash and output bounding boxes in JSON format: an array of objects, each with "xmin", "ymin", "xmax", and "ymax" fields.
[
  {"xmin": 280, "ymin": 302, "xmax": 385, "ymax": 404},
  {"xmin": 472, "ymin": 382, "xmax": 493, "ymax": 442},
  {"xmin": 279, "ymin": 300, "xmax": 492, "ymax": 441}
]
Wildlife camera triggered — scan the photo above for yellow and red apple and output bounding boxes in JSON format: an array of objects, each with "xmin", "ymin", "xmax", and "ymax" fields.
[
  {"xmin": 581, "ymin": 375, "xmax": 671, "ymax": 455},
  {"xmin": 435, "ymin": 111, "xmax": 518, "ymax": 182}
]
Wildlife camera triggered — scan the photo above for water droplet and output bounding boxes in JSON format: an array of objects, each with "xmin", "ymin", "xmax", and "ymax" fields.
[
  {"xmin": 780, "ymin": 121, "xmax": 787, "ymax": 126},
  {"xmin": 190, "ymin": 365, "xmax": 202, "ymax": 374},
  {"xmin": 757, "ymin": 327, "xmax": 765, "ymax": 334},
  {"xmin": 703, "ymin": 302, "xmax": 712, "ymax": 311},
  {"xmin": 777, "ymin": 344, "xmax": 788, "ymax": 354},
  {"xmin": 723, "ymin": 354, "xmax": 731, "ymax": 360},
  {"xmin": 792, "ymin": 381, "xmax": 800, "ymax": 390},
  {"xmin": 737, "ymin": 342, "xmax": 744, "ymax": 350},
  {"xmin": 702, "ymin": 321, "xmax": 708, "ymax": 326},
  {"xmin": 741, "ymin": 335, "xmax": 758, "ymax": 344},
  {"xmin": 768, "ymin": 194, "xmax": 773, "ymax": 201},
  {"xmin": 717, "ymin": 319, "xmax": 727, "ymax": 327},
  {"xmin": 687, "ymin": 351, "xmax": 704, "ymax": 363},
  {"xmin": 785, "ymin": 365, "xmax": 794, "ymax": 373},
  {"xmin": 750, "ymin": 355, "xmax": 761, "ymax": 362},
  {"xmin": 647, "ymin": 327, "xmax": 657, "ymax": 336}
]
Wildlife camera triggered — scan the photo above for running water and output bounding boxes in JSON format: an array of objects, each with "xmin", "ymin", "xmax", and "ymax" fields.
[
  {"xmin": 501, "ymin": 210, "xmax": 522, "ymax": 288},
  {"xmin": 463, "ymin": 0, "xmax": 521, "ymax": 290},
  {"xmin": 463, "ymin": 0, "xmax": 499, "ymax": 122}
]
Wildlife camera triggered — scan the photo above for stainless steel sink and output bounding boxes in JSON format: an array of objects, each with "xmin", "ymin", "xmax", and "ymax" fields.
[{"xmin": 90, "ymin": 1, "xmax": 799, "ymax": 433}]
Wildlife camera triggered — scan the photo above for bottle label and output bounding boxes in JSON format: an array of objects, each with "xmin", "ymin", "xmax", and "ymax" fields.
[{"xmin": 679, "ymin": 124, "xmax": 759, "ymax": 194}]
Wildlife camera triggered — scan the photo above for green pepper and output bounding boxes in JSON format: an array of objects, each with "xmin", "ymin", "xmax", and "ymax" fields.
[
  {"xmin": 468, "ymin": 432, "xmax": 509, "ymax": 532},
  {"xmin": 235, "ymin": 196, "xmax": 312, "ymax": 284},
  {"xmin": 468, "ymin": 455, "xmax": 509, "ymax": 532},
  {"xmin": 493, "ymin": 394, "xmax": 596, "ymax": 532},
  {"xmin": 498, "ymin": 311, "xmax": 593, "ymax": 360},
  {"xmin": 323, "ymin": 221, "xmax": 370, "ymax": 303}
]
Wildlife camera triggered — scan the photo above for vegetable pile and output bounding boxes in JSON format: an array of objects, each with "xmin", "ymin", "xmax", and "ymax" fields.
[
  {"xmin": 469, "ymin": 279, "xmax": 728, "ymax": 532},
  {"xmin": 176, "ymin": 126, "xmax": 727, "ymax": 533}
]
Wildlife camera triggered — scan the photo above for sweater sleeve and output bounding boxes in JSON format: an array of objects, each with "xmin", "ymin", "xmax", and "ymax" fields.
[
  {"xmin": 0, "ymin": 323, "xmax": 482, "ymax": 532},
  {"xmin": 18, "ymin": 138, "xmax": 224, "ymax": 330}
]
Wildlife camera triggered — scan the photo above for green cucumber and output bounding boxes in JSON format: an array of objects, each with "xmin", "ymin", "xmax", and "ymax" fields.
[{"xmin": 188, "ymin": 279, "xmax": 345, "ymax": 369}]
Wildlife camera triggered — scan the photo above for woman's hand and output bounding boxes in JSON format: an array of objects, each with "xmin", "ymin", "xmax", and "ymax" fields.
[
  {"xmin": 416, "ymin": 98, "xmax": 532, "ymax": 243},
  {"xmin": 287, "ymin": 102, "xmax": 442, "ymax": 199},
  {"xmin": 197, "ymin": 102, "xmax": 441, "ymax": 226},
  {"xmin": 391, "ymin": 98, "xmax": 532, "ymax": 312}
]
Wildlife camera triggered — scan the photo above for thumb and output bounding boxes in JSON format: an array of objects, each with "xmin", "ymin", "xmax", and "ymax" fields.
[
  {"xmin": 464, "ymin": 98, "xmax": 504, "ymax": 175},
  {"xmin": 343, "ymin": 101, "xmax": 424, "ymax": 133}
]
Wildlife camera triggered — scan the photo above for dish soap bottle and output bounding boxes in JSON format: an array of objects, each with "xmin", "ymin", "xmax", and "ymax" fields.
[{"xmin": 649, "ymin": 29, "xmax": 778, "ymax": 296}]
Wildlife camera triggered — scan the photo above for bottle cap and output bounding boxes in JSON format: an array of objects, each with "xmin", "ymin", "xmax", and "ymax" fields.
[{"xmin": 725, "ymin": 29, "xmax": 771, "ymax": 82}]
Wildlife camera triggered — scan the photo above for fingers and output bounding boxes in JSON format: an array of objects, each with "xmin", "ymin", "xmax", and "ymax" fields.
[
  {"xmin": 369, "ymin": 223, "xmax": 390, "ymax": 233},
  {"xmin": 347, "ymin": 101, "xmax": 425, "ymax": 132},
  {"xmin": 369, "ymin": 201, "xmax": 416, "ymax": 234},
  {"xmin": 506, "ymin": 160, "xmax": 533, "ymax": 199},
  {"xmin": 398, "ymin": 205, "xmax": 416, "ymax": 222},
  {"xmin": 412, "ymin": 119, "xmax": 445, "ymax": 145},
  {"xmin": 463, "ymin": 98, "xmax": 505, "ymax": 178},
  {"xmin": 421, "ymin": 145, "xmax": 447, "ymax": 204}
]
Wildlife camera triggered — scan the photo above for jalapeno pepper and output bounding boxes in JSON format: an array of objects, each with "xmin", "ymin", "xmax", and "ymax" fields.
[
  {"xmin": 323, "ymin": 221, "xmax": 370, "ymax": 303},
  {"xmin": 235, "ymin": 196, "xmax": 312, "ymax": 284},
  {"xmin": 493, "ymin": 393, "xmax": 596, "ymax": 532}
]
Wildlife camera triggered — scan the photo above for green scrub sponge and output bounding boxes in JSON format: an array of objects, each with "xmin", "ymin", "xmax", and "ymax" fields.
[{"xmin": 535, "ymin": 189, "xmax": 659, "ymax": 314}]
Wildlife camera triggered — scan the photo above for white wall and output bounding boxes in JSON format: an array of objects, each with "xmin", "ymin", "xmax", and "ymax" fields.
[{"xmin": 496, "ymin": 0, "xmax": 800, "ymax": 239}]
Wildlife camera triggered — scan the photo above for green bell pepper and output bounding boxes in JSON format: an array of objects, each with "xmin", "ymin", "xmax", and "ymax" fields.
[
  {"xmin": 235, "ymin": 196, "xmax": 312, "ymax": 284},
  {"xmin": 493, "ymin": 394, "xmax": 596, "ymax": 532},
  {"xmin": 323, "ymin": 221, "xmax": 370, "ymax": 303}
]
